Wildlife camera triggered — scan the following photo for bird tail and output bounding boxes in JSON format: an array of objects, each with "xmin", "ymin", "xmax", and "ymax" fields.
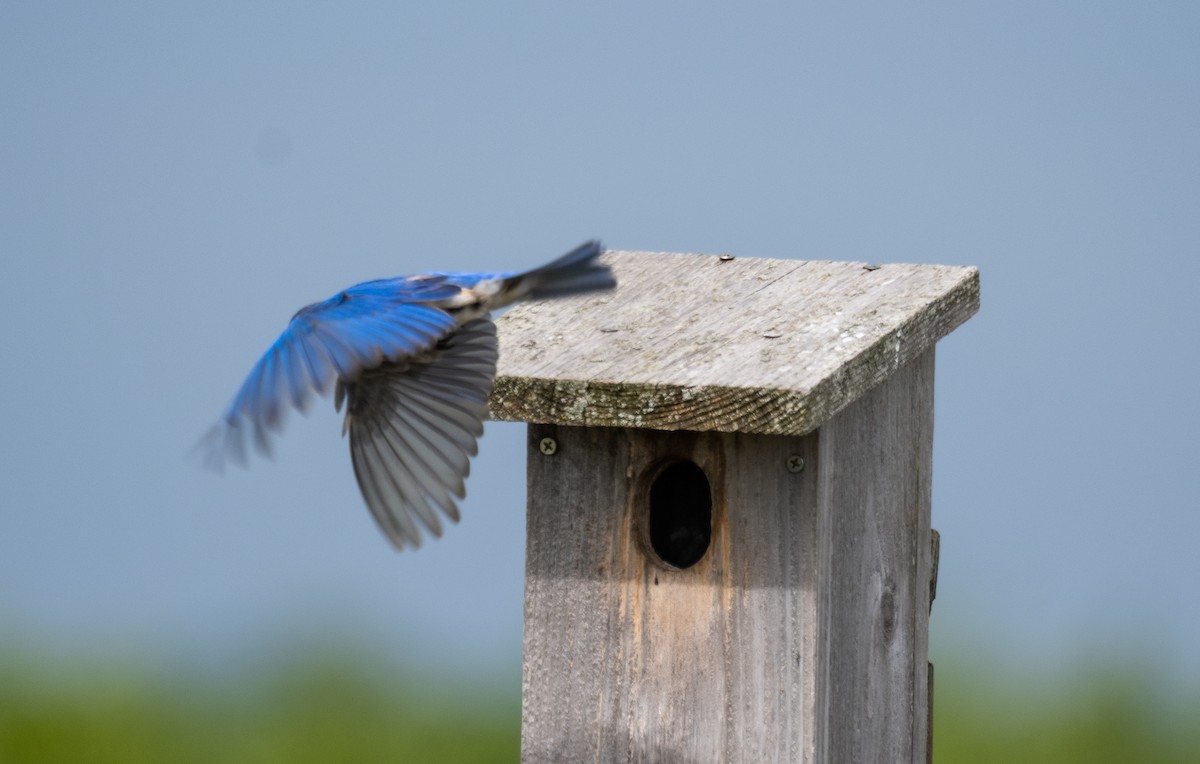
[{"xmin": 491, "ymin": 240, "xmax": 616, "ymax": 308}]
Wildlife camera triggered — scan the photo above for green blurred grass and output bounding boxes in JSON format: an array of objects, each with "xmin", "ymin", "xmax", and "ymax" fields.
[
  {"xmin": 2, "ymin": 649, "xmax": 1198, "ymax": 762},
  {"xmin": 0, "ymin": 648, "xmax": 519, "ymax": 764},
  {"xmin": 932, "ymin": 658, "xmax": 1200, "ymax": 763}
]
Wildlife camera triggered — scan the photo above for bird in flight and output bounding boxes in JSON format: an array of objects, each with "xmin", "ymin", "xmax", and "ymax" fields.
[{"xmin": 201, "ymin": 241, "xmax": 614, "ymax": 550}]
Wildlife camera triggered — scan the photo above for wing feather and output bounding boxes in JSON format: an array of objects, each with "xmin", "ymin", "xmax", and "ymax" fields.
[
  {"xmin": 344, "ymin": 318, "xmax": 498, "ymax": 549},
  {"xmin": 200, "ymin": 295, "xmax": 459, "ymax": 470},
  {"xmin": 351, "ymin": 433, "xmax": 423, "ymax": 548},
  {"xmin": 374, "ymin": 415, "xmax": 457, "ymax": 530}
]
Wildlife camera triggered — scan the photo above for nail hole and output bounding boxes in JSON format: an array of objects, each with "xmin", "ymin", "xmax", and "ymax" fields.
[{"xmin": 646, "ymin": 460, "xmax": 712, "ymax": 569}]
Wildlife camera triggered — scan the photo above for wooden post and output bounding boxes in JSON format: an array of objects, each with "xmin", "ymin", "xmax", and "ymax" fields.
[{"xmin": 489, "ymin": 252, "xmax": 978, "ymax": 763}]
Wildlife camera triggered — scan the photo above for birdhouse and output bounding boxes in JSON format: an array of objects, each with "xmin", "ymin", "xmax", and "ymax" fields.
[{"xmin": 488, "ymin": 250, "xmax": 979, "ymax": 763}]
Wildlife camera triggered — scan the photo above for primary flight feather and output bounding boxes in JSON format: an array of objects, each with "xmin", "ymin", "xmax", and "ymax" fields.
[{"xmin": 201, "ymin": 241, "xmax": 615, "ymax": 550}]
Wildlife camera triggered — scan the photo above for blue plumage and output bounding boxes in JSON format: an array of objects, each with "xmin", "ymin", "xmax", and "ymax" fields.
[{"xmin": 201, "ymin": 241, "xmax": 614, "ymax": 550}]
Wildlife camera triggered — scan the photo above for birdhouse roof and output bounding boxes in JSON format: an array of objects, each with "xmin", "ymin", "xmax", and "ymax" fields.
[{"xmin": 488, "ymin": 250, "xmax": 978, "ymax": 436}]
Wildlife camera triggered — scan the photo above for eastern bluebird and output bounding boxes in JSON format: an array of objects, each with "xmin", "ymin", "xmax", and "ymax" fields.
[{"xmin": 202, "ymin": 241, "xmax": 614, "ymax": 550}]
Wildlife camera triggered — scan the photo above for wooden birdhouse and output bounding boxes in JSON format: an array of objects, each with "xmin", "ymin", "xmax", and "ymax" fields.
[{"xmin": 488, "ymin": 250, "xmax": 979, "ymax": 763}]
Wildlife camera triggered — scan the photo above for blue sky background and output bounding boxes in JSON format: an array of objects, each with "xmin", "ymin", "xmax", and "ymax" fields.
[{"xmin": 2, "ymin": 3, "xmax": 1197, "ymax": 690}]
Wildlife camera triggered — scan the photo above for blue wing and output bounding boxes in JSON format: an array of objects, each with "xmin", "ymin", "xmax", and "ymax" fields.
[
  {"xmin": 200, "ymin": 276, "xmax": 464, "ymax": 470},
  {"xmin": 200, "ymin": 241, "xmax": 613, "ymax": 551}
]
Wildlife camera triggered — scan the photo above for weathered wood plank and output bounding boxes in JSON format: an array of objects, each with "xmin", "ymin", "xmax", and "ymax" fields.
[
  {"xmin": 490, "ymin": 251, "xmax": 977, "ymax": 436},
  {"xmin": 817, "ymin": 349, "xmax": 934, "ymax": 763},
  {"xmin": 521, "ymin": 424, "xmax": 821, "ymax": 763}
]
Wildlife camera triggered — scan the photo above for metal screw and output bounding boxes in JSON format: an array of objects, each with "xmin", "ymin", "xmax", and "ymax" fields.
[
  {"xmin": 786, "ymin": 454, "xmax": 805, "ymax": 473},
  {"xmin": 539, "ymin": 437, "xmax": 558, "ymax": 456}
]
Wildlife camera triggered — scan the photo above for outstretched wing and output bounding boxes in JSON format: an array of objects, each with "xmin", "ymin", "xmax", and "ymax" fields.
[
  {"xmin": 345, "ymin": 317, "xmax": 498, "ymax": 550},
  {"xmin": 200, "ymin": 277, "xmax": 463, "ymax": 470}
]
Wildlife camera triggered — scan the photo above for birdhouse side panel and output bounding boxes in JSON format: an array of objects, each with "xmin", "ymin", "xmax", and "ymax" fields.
[{"xmin": 817, "ymin": 349, "xmax": 934, "ymax": 764}]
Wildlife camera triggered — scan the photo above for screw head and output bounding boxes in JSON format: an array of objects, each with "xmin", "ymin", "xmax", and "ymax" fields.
[
  {"xmin": 539, "ymin": 437, "xmax": 558, "ymax": 456},
  {"xmin": 786, "ymin": 454, "xmax": 805, "ymax": 473}
]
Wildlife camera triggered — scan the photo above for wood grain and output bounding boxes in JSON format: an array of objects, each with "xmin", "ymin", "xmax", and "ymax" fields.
[
  {"xmin": 519, "ymin": 351, "xmax": 935, "ymax": 763},
  {"xmin": 490, "ymin": 250, "xmax": 977, "ymax": 436},
  {"xmin": 818, "ymin": 349, "xmax": 934, "ymax": 763}
]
